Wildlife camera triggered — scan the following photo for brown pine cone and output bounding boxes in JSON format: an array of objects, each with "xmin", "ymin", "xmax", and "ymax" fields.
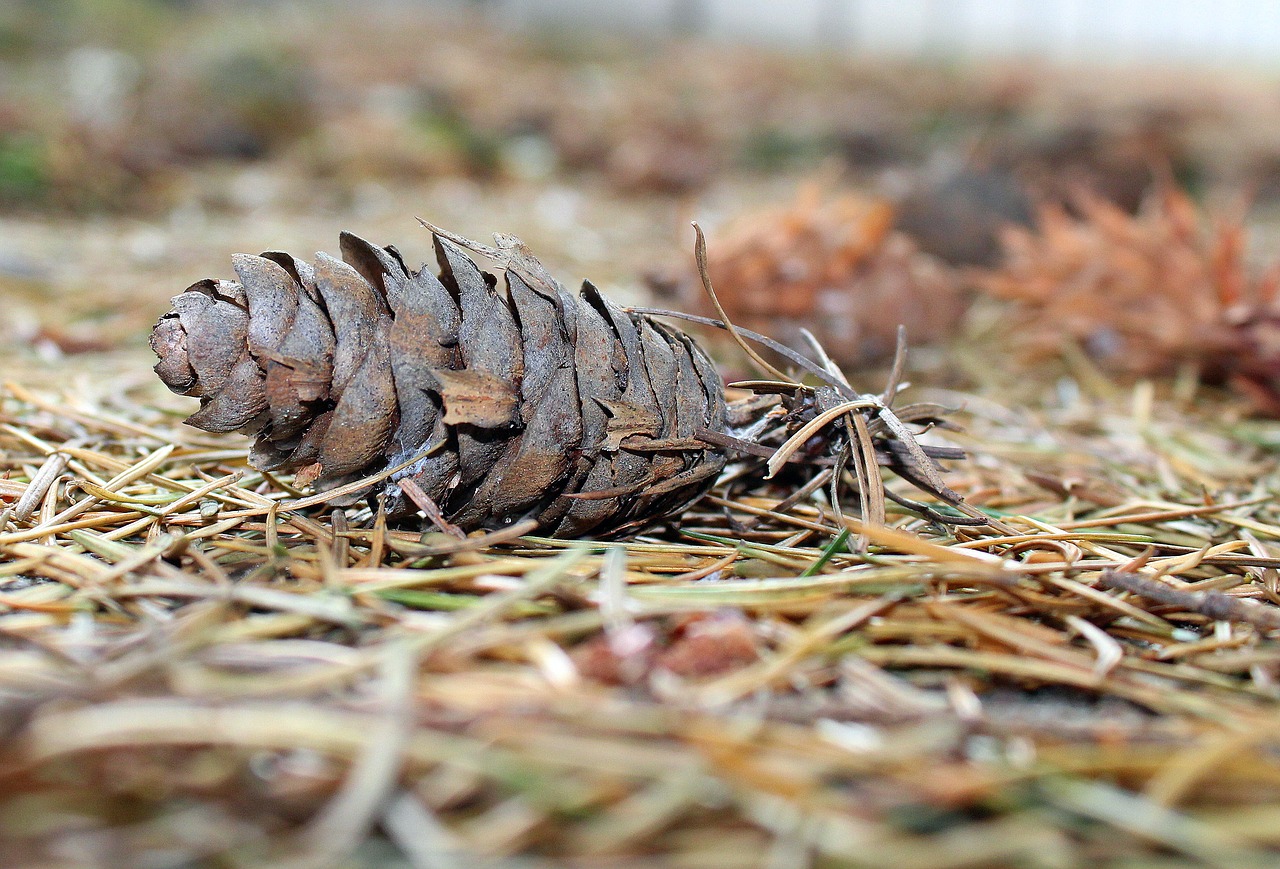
[
  {"xmin": 977, "ymin": 185, "xmax": 1280, "ymax": 414},
  {"xmin": 151, "ymin": 225, "xmax": 727, "ymax": 538},
  {"xmin": 693, "ymin": 189, "xmax": 965, "ymax": 368}
]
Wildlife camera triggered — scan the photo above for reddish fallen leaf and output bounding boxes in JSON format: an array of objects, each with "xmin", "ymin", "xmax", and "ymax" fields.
[
  {"xmin": 573, "ymin": 614, "xmax": 759, "ymax": 685},
  {"xmin": 655, "ymin": 612, "xmax": 761, "ymax": 679}
]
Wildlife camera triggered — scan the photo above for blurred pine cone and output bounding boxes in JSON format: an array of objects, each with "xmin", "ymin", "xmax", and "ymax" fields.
[
  {"xmin": 978, "ymin": 186, "xmax": 1280, "ymax": 411},
  {"xmin": 893, "ymin": 167, "xmax": 1034, "ymax": 267},
  {"xmin": 695, "ymin": 188, "xmax": 965, "ymax": 367},
  {"xmin": 151, "ymin": 226, "xmax": 728, "ymax": 538}
]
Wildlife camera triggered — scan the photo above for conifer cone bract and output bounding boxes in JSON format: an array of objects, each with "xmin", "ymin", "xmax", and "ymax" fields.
[{"xmin": 151, "ymin": 226, "xmax": 728, "ymax": 538}]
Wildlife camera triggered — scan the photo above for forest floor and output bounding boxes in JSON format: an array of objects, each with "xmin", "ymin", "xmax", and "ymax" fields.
[{"xmin": 7, "ymin": 4, "xmax": 1280, "ymax": 867}]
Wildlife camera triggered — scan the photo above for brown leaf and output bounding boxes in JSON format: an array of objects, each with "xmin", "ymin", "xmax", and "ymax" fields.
[{"xmin": 656, "ymin": 614, "xmax": 760, "ymax": 679}]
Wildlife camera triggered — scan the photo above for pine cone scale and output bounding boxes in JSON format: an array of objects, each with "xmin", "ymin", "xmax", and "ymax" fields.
[
  {"xmin": 184, "ymin": 355, "xmax": 267, "ymax": 433},
  {"xmin": 232, "ymin": 255, "xmax": 325, "ymax": 443},
  {"xmin": 550, "ymin": 286, "xmax": 633, "ymax": 537},
  {"xmin": 339, "ymin": 231, "xmax": 408, "ymax": 311},
  {"xmin": 383, "ymin": 257, "xmax": 460, "ymax": 504},
  {"xmin": 434, "ymin": 237, "xmax": 526, "ymax": 498},
  {"xmin": 307, "ymin": 254, "xmax": 397, "ymax": 482},
  {"xmin": 150, "ymin": 314, "xmax": 195, "ymax": 393},
  {"xmin": 449, "ymin": 261, "xmax": 587, "ymax": 528},
  {"xmin": 157, "ymin": 282, "xmax": 272, "ymax": 434},
  {"xmin": 438, "ymin": 238, "xmax": 523, "ymax": 388},
  {"xmin": 169, "ymin": 283, "xmax": 249, "ymax": 398}
]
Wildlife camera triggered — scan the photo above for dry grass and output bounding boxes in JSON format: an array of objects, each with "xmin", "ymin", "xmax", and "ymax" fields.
[{"xmin": 5, "ymin": 342, "xmax": 1280, "ymax": 868}]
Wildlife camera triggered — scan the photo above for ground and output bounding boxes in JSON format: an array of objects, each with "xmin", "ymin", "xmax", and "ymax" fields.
[{"xmin": 6, "ymin": 3, "xmax": 1280, "ymax": 867}]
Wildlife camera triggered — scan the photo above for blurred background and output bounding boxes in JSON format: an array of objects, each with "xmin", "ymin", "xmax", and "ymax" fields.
[
  {"xmin": 511, "ymin": 0, "xmax": 1280, "ymax": 63},
  {"xmin": 6, "ymin": 0, "xmax": 1280, "ymax": 382}
]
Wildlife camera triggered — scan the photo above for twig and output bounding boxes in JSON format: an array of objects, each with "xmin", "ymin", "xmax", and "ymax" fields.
[{"xmin": 1099, "ymin": 568, "xmax": 1280, "ymax": 632}]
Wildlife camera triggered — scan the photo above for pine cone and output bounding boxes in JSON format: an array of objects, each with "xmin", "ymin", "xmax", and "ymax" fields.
[
  {"xmin": 151, "ymin": 225, "xmax": 728, "ymax": 538},
  {"xmin": 978, "ymin": 185, "xmax": 1280, "ymax": 412},
  {"xmin": 690, "ymin": 188, "xmax": 964, "ymax": 367}
]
